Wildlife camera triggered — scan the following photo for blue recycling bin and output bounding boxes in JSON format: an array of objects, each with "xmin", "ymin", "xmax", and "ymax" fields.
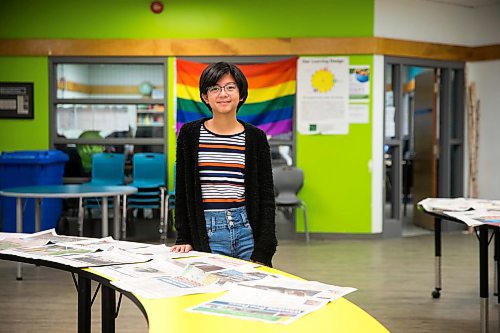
[{"xmin": 0, "ymin": 150, "xmax": 68, "ymax": 232}]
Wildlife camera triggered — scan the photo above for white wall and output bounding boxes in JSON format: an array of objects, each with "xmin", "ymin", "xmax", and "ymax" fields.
[
  {"xmin": 371, "ymin": 55, "xmax": 384, "ymax": 233},
  {"xmin": 375, "ymin": 0, "xmax": 500, "ymax": 46},
  {"xmin": 466, "ymin": 59, "xmax": 500, "ymax": 199}
]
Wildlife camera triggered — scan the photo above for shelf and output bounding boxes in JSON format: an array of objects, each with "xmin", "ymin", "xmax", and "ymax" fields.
[
  {"xmin": 137, "ymin": 123, "xmax": 164, "ymax": 127},
  {"xmin": 137, "ymin": 110, "xmax": 164, "ymax": 114}
]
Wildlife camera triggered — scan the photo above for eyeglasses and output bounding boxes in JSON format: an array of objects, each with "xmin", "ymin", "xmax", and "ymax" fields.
[{"xmin": 206, "ymin": 83, "xmax": 238, "ymax": 95}]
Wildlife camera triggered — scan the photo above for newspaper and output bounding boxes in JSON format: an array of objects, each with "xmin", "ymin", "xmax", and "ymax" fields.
[
  {"xmin": 68, "ymin": 237, "xmax": 150, "ymax": 251},
  {"xmin": 20, "ymin": 228, "xmax": 93, "ymax": 244},
  {"xmin": 1, "ymin": 243, "xmax": 95, "ymax": 260},
  {"xmin": 466, "ymin": 199, "xmax": 500, "ymax": 211},
  {"xmin": 46, "ymin": 248, "xmax": 150, "ymax": 268},
  {"xmin": 91, "ymin": 258, "xmax": 186, "ymax": 280},
  {"xmin": 108, "ymin": 255, "xmax": 258, "ymax": 298},
  {"xmin": 419, "ymin": 197, "xmax": 500, "ymax": 213},
  {"xmin": 0, "ymin": 229, "xmax": 89, "ymax": 252},
  {"xmin": 111, "ymin": 272, "xmax": 224, "ymax": 299},
  {"xmin": 0, "ymin": 237, "xmax": 50, "ymax": 251},
  {"xmin": 207, "ymin": 266, "xmax": 277, "ymax": 286},
  {"xmin": 418, "ymin": 198, "xmax": 472, "ymax": 212},
  {"xmin": 131, "ymin": 245, "xmax": 213, "ymax": 259},
  {"xmin": 0, "ymin": 230, "xmax": 358, "ymax": 324},
  {"xmin": 240, "ymin": 276, "xmax": 357, "ymax": 302},
  {"xmin": 444, "ymin": 210, "xmax": 500, "ymax": 227},
  {"xmin": 176, "ymin": 255, "xmax": 259, "ymax": 272},
  {"xmin": 187, "ymin": 284, "xmax": 329, "ymax": 325},
  {"xmin": 1, "ymin": 238, "xmax": 150, "ymax": 268}
]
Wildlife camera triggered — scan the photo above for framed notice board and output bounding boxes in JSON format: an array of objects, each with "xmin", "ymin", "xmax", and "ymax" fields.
[{"xmin": 0, "ymin": 82, "xmax": 34, "ymax": 119}]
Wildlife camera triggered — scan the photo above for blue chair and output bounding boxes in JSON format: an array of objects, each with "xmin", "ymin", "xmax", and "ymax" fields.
[
  {"xmin": 81, "ymin": 153, "xmax": 125, "ymax": 236},
  {"xmin": 125, "ymin": 153, "xmax": 167, "ymax": 240},
  {"xmin": 86, "ymin": 153, "xmax": 125, "ymax": 186}
]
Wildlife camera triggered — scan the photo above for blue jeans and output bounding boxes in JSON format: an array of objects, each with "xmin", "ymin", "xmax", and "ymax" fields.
[{"xmin": 204, "ymin": 206, "xmax": 254, "ymax": 261}]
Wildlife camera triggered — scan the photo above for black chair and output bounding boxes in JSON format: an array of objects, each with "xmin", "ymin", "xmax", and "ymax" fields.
[{"xmin": 273, "ymin": 166, "xmax": 310, "ymax": 243}]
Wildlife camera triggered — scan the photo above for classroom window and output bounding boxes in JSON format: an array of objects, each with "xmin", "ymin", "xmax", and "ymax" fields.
[{"xmin": 49, "ymin": 57, "xmax": 167, "ymax": 180}]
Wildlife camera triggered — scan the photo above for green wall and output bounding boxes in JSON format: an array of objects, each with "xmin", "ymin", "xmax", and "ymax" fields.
[
  {"xmin": 0, "ymin": 57, "xmax": 49, "ymax": 151},
  {"xmin": 298, "ymin": 55, "xmax": 373, "ymax": 233},
  {"xmin": 0, "ymin": 0, "xmax": 373, "ymax": 39},
  {"xmin": 0, "ymin": 0, "xmax": 376, "ymax": 234}
]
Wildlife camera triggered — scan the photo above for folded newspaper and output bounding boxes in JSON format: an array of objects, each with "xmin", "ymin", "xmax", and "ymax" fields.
[{"xmin": 418, "ymin": 198, "xmax": 500, "ymax": 213}]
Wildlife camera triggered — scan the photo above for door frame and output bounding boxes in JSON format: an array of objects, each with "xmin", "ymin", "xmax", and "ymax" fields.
[{"xmin": 383, "ymin": 57, "xmax": 465, "ymax": 237}]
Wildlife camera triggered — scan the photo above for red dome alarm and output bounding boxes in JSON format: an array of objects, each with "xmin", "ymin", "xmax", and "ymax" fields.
[{"xmin": 151, "ymin": 1, "xmax": 164, "ymax": 14}]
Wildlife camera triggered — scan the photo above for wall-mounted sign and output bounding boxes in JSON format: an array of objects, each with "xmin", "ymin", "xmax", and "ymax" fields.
[{"xmin": 0, "ymin": 82, "xmax": 34, "ymax": 119}]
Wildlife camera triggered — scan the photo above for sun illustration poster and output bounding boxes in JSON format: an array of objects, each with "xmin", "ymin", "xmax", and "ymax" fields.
[
  {"xmin": 311, "ymin": 68, "xmax": 335, "ymax": 93},
  {"xmin": 297, "ymin": 57, "xmax": 349, "ymax": 135}
]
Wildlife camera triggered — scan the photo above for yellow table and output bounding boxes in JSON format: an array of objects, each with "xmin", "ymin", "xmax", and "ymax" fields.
[
  {"xmin": 1, "ymin": 242, "xmax": 388, "ymax": 333},
  {"xmin": 119, "ymin": 266, "xmax": 389, "ymax": 333}
]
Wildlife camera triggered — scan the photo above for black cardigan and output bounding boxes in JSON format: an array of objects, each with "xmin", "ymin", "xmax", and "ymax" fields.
[{"xmin": 174, "ymin": 118, "xmax": 277, "ymax": 266}]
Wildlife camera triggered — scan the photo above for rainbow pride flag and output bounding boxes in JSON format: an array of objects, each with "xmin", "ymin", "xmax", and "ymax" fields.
[{"xmin": 176, "ymin": 58, "xmax": 297, "ymax": 137}]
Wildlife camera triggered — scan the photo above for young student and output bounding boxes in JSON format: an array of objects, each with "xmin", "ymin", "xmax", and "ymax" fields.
[{"xmin": 170, "ymin": 62, "xmax": 277, "ymax": 267}]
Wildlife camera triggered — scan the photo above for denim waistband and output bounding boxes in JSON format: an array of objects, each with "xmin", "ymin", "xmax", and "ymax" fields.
[
  {"xmin": 204, "ymin": 206, "xmax": 249, "ymax": 230},
  {"xmin": 204, "ymin": 206, "xmax": 247, "ymax": 214}
]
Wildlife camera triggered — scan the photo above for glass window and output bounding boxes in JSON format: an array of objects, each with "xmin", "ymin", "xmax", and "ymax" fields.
[
  {"xmin": 55, "ymin": 103, "xmax": 164, "ymax": 139},
  {"xmin": 56, "ymin": 64, "xmax": 164, "ymax": 100},
  {"xmin": 50, "ymin": 58, "xmax": 167, "ymax": 182}
]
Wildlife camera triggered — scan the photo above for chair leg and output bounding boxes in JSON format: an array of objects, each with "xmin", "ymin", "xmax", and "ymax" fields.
[{"xmin": 301, "ymin": 202, "xmax": 310, "ymax": 244}]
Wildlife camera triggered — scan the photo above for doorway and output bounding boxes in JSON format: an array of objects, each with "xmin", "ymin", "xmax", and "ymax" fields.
[{"xmin": 383, "ymin": 58, "xmax": 465, "ymax": 237}]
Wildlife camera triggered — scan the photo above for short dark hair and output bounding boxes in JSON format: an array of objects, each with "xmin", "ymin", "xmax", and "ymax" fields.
[{"xmin": 199, "ymin": 62, "xmax": 248, "ymax": 112}]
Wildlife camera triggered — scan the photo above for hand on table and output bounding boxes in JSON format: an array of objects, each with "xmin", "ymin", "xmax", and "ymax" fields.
[{"xmin": 170, "ymin": 244, "xmax": 193, "ymax": 253}]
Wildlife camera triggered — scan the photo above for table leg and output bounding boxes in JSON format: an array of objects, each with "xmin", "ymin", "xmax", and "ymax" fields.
[
  {"xmin": 113, "ymin": 195, "xmax": 120, "ymax": 240},
  {"xmin": 77, "ymin": 274, "xmax": 91, "ymax": 333},
  {"xmin": 16, "ymin": 197, "xmax": 23, "ymax": 280},
  {"xmin": 121, "ymin": 194, "xmax": 127, "ymax": 240},
  {"xmin": 34, "ymin": 198, "xmax": 41, "ymax": 232},
  {"xmin": 102, "ymin": 285, "xmax": 116, "ymax": 333},
  {"xmin": 101, "ymin": 196, "xmax": 108, "ymax": 237},
  {"xmin": 495, "ymin": 229, "xmax": 499, "ymax": 303},
  {"xmin": 479, "ymin": 225, "xmax": 489, "ymax": 333},
  {"xmin": 432, "ymin": 217, "xmax": 441, "ymax": 298},
  {"xmin": 78, "ymin": 197, "xmax": 84, "ymax": 237},
  {"xmin": 159, "ymin": 188, "xmax": 165, "ymax": 242}
]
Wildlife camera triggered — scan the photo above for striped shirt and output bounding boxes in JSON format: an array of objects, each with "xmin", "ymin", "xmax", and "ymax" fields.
[{"xmin": 198, "ymin": 124, "xmax": 246, "ymax": 210}]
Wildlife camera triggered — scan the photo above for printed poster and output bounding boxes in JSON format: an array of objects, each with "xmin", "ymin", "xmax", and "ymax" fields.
[
  {"xmin": 349, "ymin": 65, "xmax": 370, "ymax": 102},
  {"xmin": 297, "ymin": 57, "xmax": 349, "ymax": 135}
]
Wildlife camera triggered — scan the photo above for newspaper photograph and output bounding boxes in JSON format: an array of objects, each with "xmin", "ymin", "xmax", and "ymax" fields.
[
  {"xmin": 111, "ymin": 273, "xmax": 224, "ymax": 299},
  {"xmin": 91, "ymin": 258, "xmax": 186, "ymax": 281},
  {"xmin": 207, "ymin": 266, "xmax": 278, "ymax": 285},
  {"xmin": 187, "ymin": 285, "xmax": 328, "ymax": 324}
]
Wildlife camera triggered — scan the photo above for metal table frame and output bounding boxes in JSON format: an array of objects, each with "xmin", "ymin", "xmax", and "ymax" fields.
[
  {"xmin": 425, "ymin": 211, "xmax": 499, "ymax": 333},
  {"xmin": 0, "ymin": 253, "xmax": 147, "ymax": 333}
]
